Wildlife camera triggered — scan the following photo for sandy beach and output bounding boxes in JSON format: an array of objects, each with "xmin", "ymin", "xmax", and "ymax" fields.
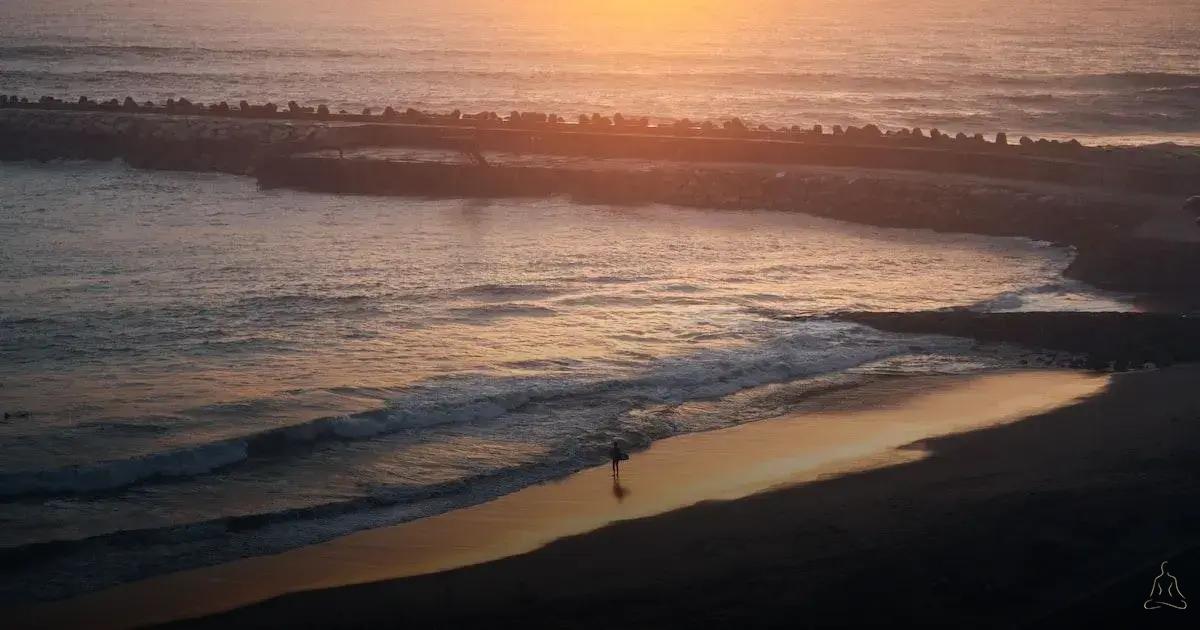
[
  {"xmin": 137, "ymin": 364, "xmax": 1199, "ymax": 630},
  {"xmin": 5, "ymin": 3, "xmax": 1199, "ymax": 629},
  {"xmin": 10, "ymin": 368, "xmax": 1139, "ymax": 629}
]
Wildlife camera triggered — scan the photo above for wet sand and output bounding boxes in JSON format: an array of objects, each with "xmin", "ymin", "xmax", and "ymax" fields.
[
  {"xmin": 9, "ymin": 370, "xmax": 1110, "ymax": 629},
  {"xmin": 155, "ymin": 364, "xmax": 1199, "ymax": 630}
]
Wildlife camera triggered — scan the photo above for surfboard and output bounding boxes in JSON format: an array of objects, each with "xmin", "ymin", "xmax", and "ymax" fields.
[{"xmin": 618, "ymin": 452, "xmax": 629, "ymax": 461}]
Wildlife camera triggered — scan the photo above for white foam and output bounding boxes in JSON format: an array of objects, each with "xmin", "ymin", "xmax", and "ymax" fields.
[
  {"xmin": 0, "ymin": 321, "xmax": 953, "ymax": 498},
  {"xmin": 0, "ymin": 440, "xmax": 248, "ymax": 497}
]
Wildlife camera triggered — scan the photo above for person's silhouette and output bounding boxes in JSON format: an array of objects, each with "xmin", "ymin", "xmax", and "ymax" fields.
[
  {"xmin": 609, "ymin": 441, "xmax": 625, "ymax": 477},
  {"xmin": 1144, "ymin": 561, "xmax": 1188, "ymax": 610}
]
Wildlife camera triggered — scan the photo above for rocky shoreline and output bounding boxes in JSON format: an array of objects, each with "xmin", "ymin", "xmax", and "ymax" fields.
[{"xmin": 825, "ymin": 311, "xmax": 1200, "ymax": 370}]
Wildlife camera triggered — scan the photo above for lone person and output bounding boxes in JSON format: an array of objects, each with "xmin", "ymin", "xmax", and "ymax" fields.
[{"xmin": 610, "ymin": 440, "xmax": 626, "ymax": 477}]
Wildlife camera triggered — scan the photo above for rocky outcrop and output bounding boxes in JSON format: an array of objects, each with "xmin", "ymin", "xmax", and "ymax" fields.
[
  {"xmin": 831, "ymin": 311, "xmax": 1200, "ymax": 369},
  {"xmin": 3, "ymin": 103, "xmax": 1198, "ymax": 194},
  {"xmin": 1064, "ymin": 238, "xmax": 1200, "ymax": 299},
  {"xmin": 256, "ymin": 155, "xmax": 1142, "ymax": 240},
  {"xmin": 0, "ymin": 110, "xmax": 337, "ymax": 175},
  {"xmin": 253, "ymin": 155, "xmax": 1200, "ymax": 303}
]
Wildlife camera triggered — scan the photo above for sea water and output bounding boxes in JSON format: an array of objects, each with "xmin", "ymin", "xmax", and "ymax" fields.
[
  {"xmin": 0, "ymin": 160, "xmax": 1127, "ymax": 601},
  {"xmin": 1, "ymin": 0, "xmax": 1198, "ymax": 144}
]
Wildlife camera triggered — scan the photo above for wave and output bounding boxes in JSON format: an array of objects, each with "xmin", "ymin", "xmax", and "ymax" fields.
[
  {"xmin": 73, "ymin": 419, "xmax": 174, "ymax": 434},
  {"xmin": 578, "ymin": 275, "xmax": 652, "ymax": 285},
  {"xmin": 2, "ymin": 346, "xmax": 1016, "ymax": 603},
  {"xmin": 0, "ymin": 440, "xmax": 249, "ymax": 498},
  {"xmin": 12, "ymin": 65, "xmax": 1195, "ymax": 90},
  {"xmin": 969, "ymin": 282, "xmax": 1070, "ymax": 312},
  {"xmin": 0, "ymin": 322, "xmax": 939, "ymax": 499},
  {"xmin": 0, "ymin": 469, "xmax": 517, "ymax": 567},
  {"xmin": 997, "ymin": 93, "xmax": 1057, "ymax": 104},
  {"xmin": 12, "ymin": 45, "xmax": 1190, "ymax": 90},
  {"xmin": 234, "ymin": 293, "xmax": 375, "ymax": 307},
  {"xmin": 230, "ymin": 293, "xmax": 384, "ymax": 316},
  {"xmin": 0, "ymin": 44, "xmax": 678, "ymax": 63},
  {"xmin": 1139, "ymin": 85, "xmax": 1200, "ymax": 99},
  {"xmin": 966, "ymin": 280, "xmax": 1129, "ymax": 313},
  {"xmin": 2, "ymin": 67, "xmax": 937, "ymax": 88},
  {"xmin": 905, "ymin": 109, "xmax": 1200, "ymax": 134},
  {"xmin": 0, "ymin": 316, "xmax": 54, "ymax": 326},
  {"xmin": 962, "ymin": 71, "xmax": 1200, "ymax": 91},
  {"xmin": 553, "ymin": 294, "xmax": 711, "ymax": 307},
  {"xmin": 658, "ymin": 283, "xmax": 706, "ymax": 293},
  {"xmin": 447, "ymin": 303, "xmax": 559, "ymax": 322},
  {"xmin": 451, "ymin": 283, "xmax": 568, "ymax": 300},
  {"xmin": 0, "ymin": 365, "xmax": 916, "ymax": 581},
  {"xmin": 0, "ymin": 393, "xmax": 515, "ymax": 498},
  {"xmin": 0, "ymin": 44, "xmax": 385, "ymax": 61},
  {"xmin": 1067, "ymin": 71, "xmax": 1200, "ymax": 89}
]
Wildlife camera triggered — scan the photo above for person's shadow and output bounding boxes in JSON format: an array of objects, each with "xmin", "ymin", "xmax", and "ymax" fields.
[
  {"xmin": 1144, "ymin": 561, "xmax": 1188, "ymax": 610},
  {"xmin": 611, "ymin": 477, "xmax": 630, "ymax": 503}
]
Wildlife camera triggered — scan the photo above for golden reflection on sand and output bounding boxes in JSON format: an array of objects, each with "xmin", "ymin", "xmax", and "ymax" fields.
[{"xmin": 16, "ymin": 370, "xmax": 1107, "ymax": 630}]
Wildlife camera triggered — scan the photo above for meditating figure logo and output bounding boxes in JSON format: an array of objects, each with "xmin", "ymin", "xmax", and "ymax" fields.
[{"xmin": 1143, "ymin": 561, "xmax": 1187, "ymax": 610}]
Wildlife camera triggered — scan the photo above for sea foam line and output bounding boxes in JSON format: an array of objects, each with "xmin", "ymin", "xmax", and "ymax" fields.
[{"xmin": 0, "ymin": 322, "xmax": 941, "ymax": 498}]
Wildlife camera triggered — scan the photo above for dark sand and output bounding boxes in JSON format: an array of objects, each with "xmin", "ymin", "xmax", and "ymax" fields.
[{"xmin": 165, "ymin": 365, "xmax": 1200, "ymax": 629}]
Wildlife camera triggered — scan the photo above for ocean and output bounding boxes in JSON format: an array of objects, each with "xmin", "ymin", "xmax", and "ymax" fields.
[
  {"xmin": 0, "ymin": 0, "xmax": 1162, "ymax": 604},
  {"xmin": 0, "ymin": 160, "xmax": 1126, "ymax": 601},
  {"xmin": 1, "ymin": 0, "xmax": 1199, "ymax": 144}
]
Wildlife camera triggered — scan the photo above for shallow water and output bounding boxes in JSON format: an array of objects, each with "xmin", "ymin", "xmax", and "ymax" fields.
[
  {"xmin": 1, "ymin": 0, "xmax": 1198, "ymax": 143},
  {"xmin": 0, "ymin": 159, "xmax": 1127, "ymax": 601}
]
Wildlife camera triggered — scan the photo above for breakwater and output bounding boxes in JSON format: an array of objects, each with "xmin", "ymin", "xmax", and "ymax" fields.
[
  {"xmin": 3, "ymin": 106, "xmax": 1198, "ymax": 195},
  {"xmin": 0, "ymin": 109, "xmax": 335, "ymax": 174},
  {"xmin": 257, "ymin": 155, "xmax": 1142, "ymax": 243},
  {"xmin": 255, "ymin": 154, "xmax": 1200, "ymax": 303},
  {"xmin": 4, "ymin": 107, "xmax": 1198, "ymax": 304}
]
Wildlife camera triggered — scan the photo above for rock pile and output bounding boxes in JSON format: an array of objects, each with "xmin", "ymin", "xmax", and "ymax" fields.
[
  {"xmin": 0, "ymin": 109, "xmax": 335, "ymax": 175},
  {"xmin": 834, "ymin": 311, "xmax": 1200, "ymax": 370},
  {"xmin": 0, "ymin": 93, "xmax": 1095, "ymax": 158}
]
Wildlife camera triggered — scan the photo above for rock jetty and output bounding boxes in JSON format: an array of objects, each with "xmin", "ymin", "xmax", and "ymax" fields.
[
  {"xmin": 3, "ymin": 96, "xmax": 1198, "ymax": 193},
  {"xmin": 0, "ymin": 109, "xmax": 335, "ymax": 175},
  {"xmin": 3, "ymin": 100, "xmax": 1198, "ymax": 307},
  {"xmin": 830, "ymin": 311, "xmax": 1200, "ymax": 370}
]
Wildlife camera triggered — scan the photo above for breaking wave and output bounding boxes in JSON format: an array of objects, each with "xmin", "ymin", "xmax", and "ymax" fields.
[{"xmin": 0, "ymin": 322, "xmax": 946, "ymax": 499}]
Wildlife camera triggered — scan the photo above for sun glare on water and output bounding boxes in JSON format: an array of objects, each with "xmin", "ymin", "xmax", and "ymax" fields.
[{"xmin": 515, "ymin": 0, "xmax": 745, "ymax": 52}]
